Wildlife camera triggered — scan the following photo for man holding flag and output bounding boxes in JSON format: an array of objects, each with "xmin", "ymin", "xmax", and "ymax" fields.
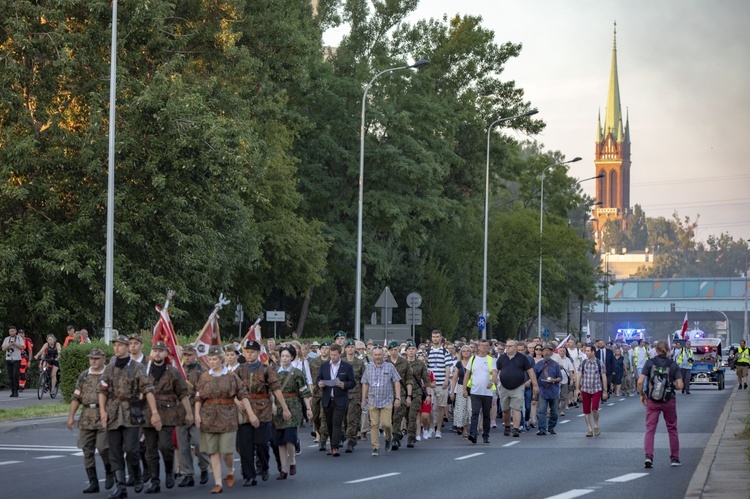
[{"xmin": 194, "ymin": 295, "xmax": 229, "ymax": 369}]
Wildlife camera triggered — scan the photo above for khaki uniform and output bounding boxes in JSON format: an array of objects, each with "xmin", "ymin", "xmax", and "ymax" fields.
[
  {"xmin": 195, "ymin": 370, "xmax": 248, "ymax": 434},
  {"xmin": 308, "ymin": 355, "xmax": 328, "ymax": 440},
  {"xmin": 177, "ymin": 362, "xmax": 209, "ymax": 479},
  {"xmin": 72, "ymin": 368, "xmax": 110, "ymax": 469},
  {"xmin": 407, "ymin": 359, "xmax": 430, "ymax": 438},
  {"xmin": 386, "ymin": 356, "xmax": 412, "ymax": 440},
  {"xmin": 344, "ymin": 357, "xmax": 365, "ymax": 441}
]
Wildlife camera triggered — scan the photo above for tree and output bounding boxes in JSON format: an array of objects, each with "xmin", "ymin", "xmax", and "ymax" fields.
[
  {"xmin": 602, "ymin": 220, "xmax": 628, "ymax": 251},
  {"xmin": 627, "ymin": 204, "xmax": 649, "ymax": 250},
  {"xmin": 420, "ymin": 257, "xmax": 460, "ymax": 340}
]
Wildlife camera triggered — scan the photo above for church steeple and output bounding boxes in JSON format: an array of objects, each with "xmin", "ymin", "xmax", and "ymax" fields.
[{"xmin": 604, "ymin": 24, "xmax": 623, "ymax": 141}]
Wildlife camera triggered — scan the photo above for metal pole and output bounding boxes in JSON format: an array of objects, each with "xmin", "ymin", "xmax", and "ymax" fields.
[
  {"xmin": 104, "ymin": 0, "xmax": 118, "ymax": 344},
  {"xmin": 744, "ymin": 255, "xmax": 748, "ymax": 342},
  {"xmin": 355, "ymin": 61, "xmax": 428, "ymax": 341},
  {"xmin": 483, "ymin": 110, "xmax": 538, "ymax": 340}
]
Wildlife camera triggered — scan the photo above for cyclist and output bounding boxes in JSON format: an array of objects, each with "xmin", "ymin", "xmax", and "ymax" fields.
[{"xmin": 35, "ymin": 334, "xmax": 62, "ymax": 392}]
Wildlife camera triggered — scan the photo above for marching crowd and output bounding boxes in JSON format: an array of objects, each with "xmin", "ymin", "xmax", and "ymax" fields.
[{"xmin": 11, "ymin": 325, "xmax": 744, "ymax": 497}]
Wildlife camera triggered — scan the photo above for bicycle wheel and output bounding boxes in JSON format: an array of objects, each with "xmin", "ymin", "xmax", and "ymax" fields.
[{"xmin": 37, "ymin": 371, "xmax": 47, "ymax": 400}]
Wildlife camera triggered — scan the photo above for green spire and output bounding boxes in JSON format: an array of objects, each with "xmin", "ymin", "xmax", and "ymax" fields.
[{"xmin": 604, "ymin": 23, "xmax": 623, "ymax": 142}]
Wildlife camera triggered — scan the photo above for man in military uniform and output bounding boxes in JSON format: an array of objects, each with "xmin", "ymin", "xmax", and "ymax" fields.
[
  {"xmin": 124, "ymin": 333, "xmax": 149, "ymax": 486},
  {"xmin": 343, "ymin": 339, "xmax": 364, "ymax": 453},
  {"xmin": 68, "ymin": 347, "xmax": 114, "ymax": 493},
  {"xmin": 308, "ymin": 340, "xmax": 330, "ymax": 451},
  {"xmin": 235, "ymin": 339, "xmax": 291, "ymax": 487},
  {"xmin": 405, "ymin": 341, "xmax": 431, "ymax": 448},
  {"xmin": 142, "ymin": 341, "xmax": 192, "ymax": 493},
  {"xmin": 385, "ymin": 341, "xmax": 412, "ymax": 450},
  {"xmin": 176, "ymin": 344, "xmax": 209, "ymax": 487},
  {"xmin": 99, "ymin": 335, "xmax": 161, "ymax": 499}
]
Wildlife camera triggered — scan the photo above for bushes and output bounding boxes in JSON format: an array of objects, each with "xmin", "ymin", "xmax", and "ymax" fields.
[{"xmin": 58, "ymin": 342, "xmax": 114, "ymax": 402}]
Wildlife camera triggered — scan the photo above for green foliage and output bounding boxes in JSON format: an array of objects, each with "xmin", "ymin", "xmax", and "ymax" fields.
[
  {"xmin": 58, "ymin": 341, "xmax": 114, "ymax": 403},
  {"xmin": 627, "ymin": 204, "xmax": 649, "ymax": 250},
  {"xmin": 421, "ymin": 257, "xmax": 460, "ymax": 339}
]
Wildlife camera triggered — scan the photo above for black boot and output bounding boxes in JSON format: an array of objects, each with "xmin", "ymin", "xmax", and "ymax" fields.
[
  {"xmin": 133, "ymin": 466, "xmax": 144, "ymax": 493},
  {"xmin": 108, "ymin": 470, "xmax": 128, "ymax": 499},
  {"xmin": 83, "ymin": 467, "xmax": 100, "ymax": 493},
  {"xmin": 164, "ymin": 460, "xmax": 175, "ymax": 489},
  {"xmin": 104, "ymin": 463, "xmax": 115, "ymax": 490},
  {"xmin": 144, "ymin": 479, "xmax": 160, "ymax": 494}
]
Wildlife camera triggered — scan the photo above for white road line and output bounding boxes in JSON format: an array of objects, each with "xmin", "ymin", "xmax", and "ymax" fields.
[
  {"xmin": 0, "ymin": 461, "xmax": 22, "ymax": 466},
  {"xmin": 619, "ymin": 398, "xmax": 626, "ymax": 401},
  {"xmin": 0, "ymin": 445, "xmax": 79, "ymax": 452},
  {"xmin": 502, "ymin": 441, "xmax": 519, "ymax": 448},
  {"xmin": 72, "ymin": 452, "xmax": 84, "ymax": 457},
  {"xmin": 34, "ymin": 455, "xmax": 64, "ymax": 460},
  {"xmin": 559, "ymin": 420, "xmax": 570, "ymax": 424},
  {"xmin": 345, "ymin": 472, "xmax": 401, "ymax": 484},
  {"xmin": 606, "ymin": 473, "xmax": 649, "ymax": 483},
  {"xmin": 607, "ymin": 403, "xmax": 615, "ymax": 406},
  {"xmin": 577, "ymin": 414, "xmax": 586, "ymax": 417},
  {"xmin": 454, "ymin": 452, "xmax": 484, "ymax": 460},
  {"xmin": 544, "ymin": 489, "xmax": 594, "ymax": 499},
  {"xmin": 307, "ymin": 444, "xmax": 318, "ymax": 448}
]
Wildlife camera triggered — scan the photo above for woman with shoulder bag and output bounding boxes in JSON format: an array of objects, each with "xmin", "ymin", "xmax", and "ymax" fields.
[{"xmin": 449, "ymin": 345, "xmax": 472, "ymax": 438}]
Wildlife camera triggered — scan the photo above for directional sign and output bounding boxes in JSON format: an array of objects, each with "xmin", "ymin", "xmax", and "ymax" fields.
[
  {"xmin": 477, "ymin": 316, "xmax": 486, "ymax": 330},
  {"xmin": 543, "ymin": 328, "xmax": 550, "ymax": 338},
  {"xmin": 266, "ymin": 311, "xmax": 285, "ymax": 322},
  {"xmin": 406, "ymin": 308, "xmax": 422, "ymax": 325},
  {"xmin": 406, "ymin": 292, "xmax": 422, "ymax": 308}
]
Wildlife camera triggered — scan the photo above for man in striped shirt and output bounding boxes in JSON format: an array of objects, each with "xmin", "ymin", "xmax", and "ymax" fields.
[{"xmin": 427, "ymin": 330, "xmax": 452, "ymax": 438}]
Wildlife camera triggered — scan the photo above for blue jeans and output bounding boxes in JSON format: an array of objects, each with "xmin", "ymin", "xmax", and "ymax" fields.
[{"xmin": 536, "ymin": 397, "xmax": 559, "ymax": 432}]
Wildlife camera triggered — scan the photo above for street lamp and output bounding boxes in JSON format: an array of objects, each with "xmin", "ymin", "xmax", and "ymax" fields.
[
  {"xmin": 482, "ymin": 109, "xmax": 539, "ymax": 339},
  {"xmin": 354, "ymin": 59, "xmax": 429, "ymax": 340},
  {"xmin": 536, "ymin": 156, "xmax": 582, "ymax": 338},
  {"xmin": 104, "ymin": 0, "xmax": 119, "ymax": 344}
]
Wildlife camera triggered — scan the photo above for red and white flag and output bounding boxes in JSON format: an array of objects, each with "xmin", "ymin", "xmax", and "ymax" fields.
[
  {"xmin": 193, "ymin": 295, "xmax": 228, "ymax": 369},
  {"xmin": 241, "ymin": 318, "xmax": 269, "ymax": 364},
  {"xmin": 680, "ymin": 312, "xmax": 689, "ymax": 339},
  {"xmin": 555, "ymin": 334, "xmax": 572, "ymax": 354},
  {"xmin": 152, "ymin": 299, "xmax": 187, "ymax": 380}
]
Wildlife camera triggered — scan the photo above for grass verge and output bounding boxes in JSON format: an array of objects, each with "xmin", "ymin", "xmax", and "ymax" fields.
[{"xmin": 0, "ymin": 401, "xmax": 69, "ymax": 422}]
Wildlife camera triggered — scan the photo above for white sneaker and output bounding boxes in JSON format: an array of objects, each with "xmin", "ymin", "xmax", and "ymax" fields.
[
  {"xmin": 422, "ymin": 430, "xmax": 430, "ymax": 440},
  {"xmin": 416, "ymin": 435, "xmax": 421, "ymax": 441},
  {"xmin": 428, "ymin": 428, "xmax": 435, "ymax": 439},
  {"xmin": 435, "ymin": 431, "xmax": 442, "ymax": 439}
]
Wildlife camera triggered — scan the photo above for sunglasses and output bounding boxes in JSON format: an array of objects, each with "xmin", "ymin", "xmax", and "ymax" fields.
[{"xmin": 535, "ymin": 347, "xmax": 543, "ymax": 351}]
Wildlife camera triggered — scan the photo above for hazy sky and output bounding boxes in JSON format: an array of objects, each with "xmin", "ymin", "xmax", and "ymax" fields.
[{"xmin": 324, "ymin": 0, "xmax": 750, "ymax": 243}]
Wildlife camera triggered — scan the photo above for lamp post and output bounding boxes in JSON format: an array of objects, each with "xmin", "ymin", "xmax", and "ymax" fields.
[
  {"xmin": 354, "ymin": 60, "xmax": 429, "ymax": 340},
  {"xmin": 537, "ymin": 157, "xmax": 582, "ymax": 338},
  {"xmin": 482, "ymin": 109, "xmax": 539, "ymax": 340},
  {"xmin": 104, "ymin": 0, "xmax": 119, "ymax": 344}
]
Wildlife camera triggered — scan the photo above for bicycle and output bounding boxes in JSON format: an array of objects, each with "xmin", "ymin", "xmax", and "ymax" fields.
[{"xmin": 37, "ymin": 359, "xmax": 59, "ymax": 399}]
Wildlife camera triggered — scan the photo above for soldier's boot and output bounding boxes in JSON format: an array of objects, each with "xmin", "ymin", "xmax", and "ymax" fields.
[
  {"xmin": 144, "ymin": 479, "xmax": 160, "ymax": 494},
  {"xmin": 108, "ymin": 470, "xmax": 128, "ymax": 499},
  {"xmin": 390, "ymin": 434, "xmax": 401, "ymax": 451},
  {"xmin": 83, "ymin": 467, "xmax": 100, "ymax": 493},
  {"xmin": 104, "ymin": 463, "xmax": 115, "ymax": 490},
  {"xmin": 344, "ymin": 439, "xmax": 355, "ymax": 453},
  {"xmin": 164, "ymin": 460, "xmax": 175, "ymax": 489},
  {"xmin": 133, "ymin": 467, "xmax": 144, "ymax": 493}
]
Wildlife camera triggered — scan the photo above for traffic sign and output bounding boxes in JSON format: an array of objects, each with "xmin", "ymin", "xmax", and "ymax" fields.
[
  {"xmin": 542, "ymin": 328, "xmax": 550, "ymax": 338},
  {"xmin": 406, "ymin": 308, "xmax": 422, "ymax": 325},
  {"xmin": 406, "ymin": 292, "xmax": 422, "ymax": 308},
  {"xmin": 374, "ymin": 287, "xmax": 398, "ymax": 308},
  {"xmin": 266, "ymin": 311, "xmax": 285, "ymax": 322},
  {"xmin": 477, "ymin": 316, "xmax": 486, "ymax": 330}
]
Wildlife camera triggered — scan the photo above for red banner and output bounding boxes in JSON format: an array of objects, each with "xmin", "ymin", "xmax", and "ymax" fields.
[
  {"xmin": 152, "ymin": 305, "xmax": 187, "ymax": 380},
  {"xmin": 241, "ymin": 318, "xmax": 268, "ymax": 364}
]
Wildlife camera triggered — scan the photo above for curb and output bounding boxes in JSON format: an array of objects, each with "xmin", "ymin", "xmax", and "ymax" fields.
[
  {"xmin": 684, "ymin": 386, "xmax": 737, "ymax": 498},
  {"xmin": 0, "ymin": 416, "xmax": 69, "ymax": 434}
]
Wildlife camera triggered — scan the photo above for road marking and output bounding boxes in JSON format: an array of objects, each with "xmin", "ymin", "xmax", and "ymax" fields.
[
  {"xmin": 72, "ymin": 452, "xmax": 84, "ymax": 457},
  {"xmin": 0, "ymin": 445, "xmax": 79, "ymax": 452},
  {"xmin": 559, "ymin": 420, "xmax": 570, "ymax": 424},
  {"xmin": 577, "ymin": 414, "xmax": 585, "ymax": 417},
  {"xmin": 454, "ymin": 452, "xmax": 484, "ymax": 460},
  {"xmin": 35, "ymin": 455, "xmax": 65, "ymax": 460},
  {"xmin": 619, "ymin": 398, "xmax": 626, "ymax": 401},
  {"xmin": 0, "ymin": 461, "xmax": 22, "ymax": 466},
  {"xmin": 607, "ymin": 403, "xmax": 615, "ymax": 406},
  {"xmin": 605, "ymin": 473, "xmax": 649, "ymax": 483},
  {"xmin": 308, "ymin": 444, "xmax": 318, "ymax": 448},
  {"xmin": 544, "ymin": 489, "xmax": 594, "ymax": 499},
  {"xmin": 345, "ymin": 472, "xmax": 401, "ymax": 484},
  {"xmin": 502, "ymin": 441, "xmax": 519, "ymax": 448}
]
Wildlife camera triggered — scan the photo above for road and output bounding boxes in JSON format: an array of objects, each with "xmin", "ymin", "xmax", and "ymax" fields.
[{"xmin": 0, "ymin": 372, "xmax": 737, "ymax": 499}]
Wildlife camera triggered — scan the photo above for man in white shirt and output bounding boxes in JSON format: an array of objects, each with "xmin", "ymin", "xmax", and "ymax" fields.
[{"xmin": 462, "ymin": 339, "xmax": 497, "ymax": 444}]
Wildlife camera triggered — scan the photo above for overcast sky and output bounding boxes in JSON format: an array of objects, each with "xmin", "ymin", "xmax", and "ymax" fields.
[{"xmin": 324, "ymin": 0, "xmax": 750, "ymax": 243}]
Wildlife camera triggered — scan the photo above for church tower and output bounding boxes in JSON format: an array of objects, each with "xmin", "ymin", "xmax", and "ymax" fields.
[{"xmin": 593, "ymin": 24, "xmax": 631, "ymax": 250}]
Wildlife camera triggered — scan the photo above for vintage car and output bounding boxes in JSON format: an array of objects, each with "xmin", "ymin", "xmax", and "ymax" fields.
[{"xmin": 689, "ymin": 338, "xmax": 725, "ymax": 390}]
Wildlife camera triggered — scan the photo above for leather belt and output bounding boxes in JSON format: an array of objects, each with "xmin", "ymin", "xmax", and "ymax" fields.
[
  {"xmin": 248, "ymin": 394, "xmax": 270, "ymax": 399},
  {"xmin": 204, "ymin": 398, "xmax": 234, "ymax": 405},
  {"xmin": 282, "ymin": 393, "xmax": 298, "ymax": 398}
]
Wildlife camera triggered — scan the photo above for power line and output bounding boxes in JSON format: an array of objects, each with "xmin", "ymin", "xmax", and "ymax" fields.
[{"xmin": 633, "ymin": 174, "xmax": 750, "ymax": 187}]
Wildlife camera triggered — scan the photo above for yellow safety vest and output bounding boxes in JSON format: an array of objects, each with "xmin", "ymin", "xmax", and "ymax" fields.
[
  {"xmin": 737, "ymin": 347, "xmax": 750, "ymax": 365},
  {"xmin": 633, "ymin": 346, "xmax": 650, "ymax": 366},
  {"xmin": 466, "ymin": 355, "xmax": 496, "ymax": 391},
  {"xmin": 676, "ymin": 348, "xmax": 693, "ymax": 364}
]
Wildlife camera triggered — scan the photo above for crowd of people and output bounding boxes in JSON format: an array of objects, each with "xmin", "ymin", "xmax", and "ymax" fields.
[{"xmin": 5, "ymin": 325, "xmax": 706, "ymax": 497}]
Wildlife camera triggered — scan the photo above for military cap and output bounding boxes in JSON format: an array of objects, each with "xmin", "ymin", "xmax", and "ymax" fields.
[
  {"xmin": 183, "ymin": 344, "xmax": 197, "ymax": 355},
  {"xmin": 223, "ymin": 343, "xmax": 238, "ymax": 353},
  {"xmin": 152, "ymin": 341, "xmax": 167, "ymax": 351},
  {"xmin": 388, "ymin": 341, "xmax": 400, "ymax": 350},
  {"xmin": 207, "ymin": 345, "xmax": 223, "ymax": 356},
  {"xmin": 311, "ymin": 341, "xmax": 320, "ymax": 346},
  {"xmin": 113, "ymin": 335, "xmax": 130, "ymax": 345},
  {"xmin": 405, "ymin": 341, "xmax": 416, "ymax": 348},
  {"xmin": 345, "ymin": 339, "xmax": 356, "ymax": 347},
  {"xmin": 87, "ymin": 348, "xmax": 106, "ymax": 358},
  {"xmin": 128, "ymin": 333, "xmax": 143, "ymax": 343},
  {"xmin": 243, "ymin": 339, "xmax": 261, "ymax": 351},
  {"xmin": 333, "ymin": 330, "xmax": 347, "ymax": 339},
  {"xmin": 320, "ymin": 340, "xmax": 332, "ymax": 347}
]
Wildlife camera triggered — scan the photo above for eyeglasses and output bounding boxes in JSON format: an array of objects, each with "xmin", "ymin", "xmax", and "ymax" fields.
[{"xmin": 535, "ymin": 347, "xmax": 542, "ymax": 351}]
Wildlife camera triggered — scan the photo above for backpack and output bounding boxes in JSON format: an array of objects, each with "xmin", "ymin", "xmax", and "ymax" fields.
[{"xmin": 646, "ymin": 364, "xmax": 673, "ymax": 402}]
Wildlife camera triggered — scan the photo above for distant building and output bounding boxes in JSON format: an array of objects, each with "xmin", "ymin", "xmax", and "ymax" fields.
[
  {"xmin": 601, "ymin": 248, "xmax": 654, "ymax": 280},
  {"xmin": 592, "ymin": 24, "xmax": 631, "ymax": 251}
]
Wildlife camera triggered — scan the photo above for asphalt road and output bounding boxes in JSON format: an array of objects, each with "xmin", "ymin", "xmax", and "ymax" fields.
[{"xmin": 0, "ymin": 371, "xmax": 737, "ymax": 499}]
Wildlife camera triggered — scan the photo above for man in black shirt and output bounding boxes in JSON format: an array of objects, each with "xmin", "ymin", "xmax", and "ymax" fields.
[{"xmin": 497, "ymin": 340, "xmax": 538, "ymax": 437}]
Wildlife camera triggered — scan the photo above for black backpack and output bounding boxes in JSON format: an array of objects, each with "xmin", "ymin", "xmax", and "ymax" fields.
[{"xmin": 647, "ymin": 364, "xmax": 673, "ymax": 402}]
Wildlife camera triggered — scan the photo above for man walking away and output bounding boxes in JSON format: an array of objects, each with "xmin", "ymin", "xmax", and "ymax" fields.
[
  {"xmin": 638, "ymin": 340, "xmax": 683, "ymax": 468},
  {"xmin": 735, "ymin": 340, "xmax": 749, "ymax": 389}
]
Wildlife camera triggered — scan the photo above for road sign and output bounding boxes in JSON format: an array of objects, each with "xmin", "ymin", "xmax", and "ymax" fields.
[
  {"xmin": 478, "ymin": 316, "xmax": 486, "ymax": 330},
  {"xmin": 406, "ymin": 308, "xmax": 422, "ymax": 325},
  {"xmin": 374, "ymin": 287, "xmax": 398, "ymax": 308},
  {"xmin": 406, "ymin": 292, "xmax": 422, "ymax": 308},
  {"xmin": 543, "ymin": 328, "xmax": 550, "ymax": 338},
  {"xmin": 266, "ymin": 311, "xmax": 285, "ymax": 322}
]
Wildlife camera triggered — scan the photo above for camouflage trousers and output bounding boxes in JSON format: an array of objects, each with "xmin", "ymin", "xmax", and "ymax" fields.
[
  {"xmin": 406, "ymin": 393, "xmax": 423, "ymax": 438},
  {"xmin": 311, "ymin": 395, "xmax": 328, "ymax": 439},
  {"xmin": 344, "ymin": 394, "xmax": 361, "ymax": 441},
  {"xmin": 391, "ymin": 395, "xmax": 407, "ymax": 441}
]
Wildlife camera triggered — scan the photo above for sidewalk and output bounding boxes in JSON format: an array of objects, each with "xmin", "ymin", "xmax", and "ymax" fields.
[
  {"xmin": 686, "ymin": 382, "xmax": 749, "ymax": 498},
  {"xmin": 0, "ymin": 388, "xmax": 63, "ymax": 410}
]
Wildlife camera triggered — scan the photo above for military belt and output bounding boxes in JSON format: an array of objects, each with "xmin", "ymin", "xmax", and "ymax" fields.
[
  {"xmin": 204, "ymin": 398, "xmax": 234, "ymax": 405},
  {"xmin": 248, "ymin": 394, "xmax": 270, "ymax": 399},
  {"xmin": 282, "ymin": 393, "xmax": 298, "ymax": 398},
  {"xmin": 154, "ymin": 394, "xmax": 177, "ymax": 402},
  {"xmin": 84, "ymin": 403, "xmax": 99, "ymax": 409}
]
